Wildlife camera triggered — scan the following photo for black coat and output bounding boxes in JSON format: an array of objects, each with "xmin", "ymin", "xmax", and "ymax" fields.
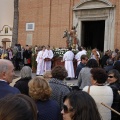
[
  {"xmin": 23, "ymin": 50, "xmax": 32, "ymax": 67},
  {"xmin": 23, "ymin": 50, "xmax": 32, "ymax": 59},
  {"xmin": 14, "ymin": 77, "xmax": 31, "ymax": 96},
  {"xmin": 100, "ymin": 55, "xmax": 109, "ymax": 68},
  {"xmin": 109, "ymin": 82, "xmax": 120, "ymax": 120}
]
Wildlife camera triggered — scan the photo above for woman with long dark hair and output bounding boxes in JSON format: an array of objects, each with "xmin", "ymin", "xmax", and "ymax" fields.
[{"xmin": 61, "ymin": 91, "xmax": 101, "ymax": 120}]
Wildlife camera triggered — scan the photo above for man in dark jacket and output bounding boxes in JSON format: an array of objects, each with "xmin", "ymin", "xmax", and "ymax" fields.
[
  {"xmin": 75, "ymin": 55, "xmax": 88, "ymax": 79},
  {"xmin": 0, "ymin": 59, "xmax": 20, "ymax": 99}
]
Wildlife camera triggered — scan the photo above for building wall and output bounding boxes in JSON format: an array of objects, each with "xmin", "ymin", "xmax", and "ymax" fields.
[
  {"xmin": 18, "ymin": 0, "xmax": 80, "ymax": 48},
  {"xmin": 18, "ymin": 0, "xmax": 120, "ymax": 50},
  {"xmin": 0, "ymin": 0, "xmax": 14, "ymax": 47},
  {"xmin": 112, "ymin": 0, "xmax": 120, "ymax": 49}
]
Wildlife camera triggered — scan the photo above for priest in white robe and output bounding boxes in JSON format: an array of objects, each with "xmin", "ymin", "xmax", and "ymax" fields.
[
  {"xmin": 43, "ymin": 45, "xmax": 53, "ymax": 71},
  {"xmin": 63, "ymin": 47, "xmax": 75, "ymax": 78},
  {"xmin": 36, "ymin": 46, "xmax": 46, "ymax": 75}
]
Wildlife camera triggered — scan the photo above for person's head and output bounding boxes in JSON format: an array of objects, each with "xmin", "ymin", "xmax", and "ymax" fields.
[
  {"xmin": 28, "ymin": 76, "xmax": 52, "ymax": 101},
  {"xmin": 107, "ymin": 69, "xmax": 120, "ymax": 84},
  {"xmin": 61, "ymin": 91, "xmax": 101, "ymax": 120},
  {"xmin": 81, "ymin": 55, "xmax": 88, "ymax": 64},
  {"xmin": 0, "ymin": 59, "xmax": 15, "ymax": 83},
  {"xmin": 113, "ymin": 61, "xmax": 120, "ymax": 73},
  {"xmin": 86, "ymin": 59, "xmax": 98, "ymax": 68},
  {"xmin": 42, "ymin": 45, "xmax": 46, "ymax": 51},
  {"xmin": 112, "ymin": 52, "xmax": 117, "ymax": 59},
  {"xmin": 7, "ymin": 47, "xmax": 10, "ymax": 51},
  {"xmin": 47, "ymin": 45, "xmax": 50, "ymax": 50},
  {"xmin": 26, "ymin": 45, "xmax": 29, "ymax": 50},
  {"xmin": 90, "ymin": 68, "xmax": 108, "ymax": 85},
  {"xmin": 43, "ymin": 70, "xmax": 52, "ymax": 81},
  {"xmin": 106, "ymin": 58, "xmax": 114, "ymax": 65},
  {"xmin": 0, "ymin": 94, "xmax": 37, "ymax": 120},
  {"xmin": 78, "ymin": 46, "xmax": 82, "ymax": 51},
  {"xmin": 92, "ymin": 49, "xmax": 97, "ymax": 54},
  {"xmin": 68, "ymin": 47, "xmax": 72, "ymax": 51},
  {"xmin": 104, "ymin": 51, "xmax": 109, "ymax": 56},
  {"xmin": 51, "ymin": 65, "xmax": 68, "ymax": 80},
  {"xmin": 20, "ymin": 66, "xmax": 32, "ymax": 79},
  {"xmin": 115, "ymin": 48, "xmax": 119, "ymax": 53}
]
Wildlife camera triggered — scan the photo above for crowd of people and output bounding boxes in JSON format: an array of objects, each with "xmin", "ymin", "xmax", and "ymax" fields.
[
  {"xmin": 0, "ymin": 59, "xmax": 100, "ymax": 120},
  {"xmin": 0, "ymin": 44, "xmax": 32, "ymax": 70},
  {"xmin": 0, "ymin": 44, "xmax": 120, "ymax": 120},
  {"xmin": 74, "ymin": 47, "xmax": 120, "ymax": 120},
  {"xmin": 0, "ymin": 44, "xmax": 54, "ymax": 73}
]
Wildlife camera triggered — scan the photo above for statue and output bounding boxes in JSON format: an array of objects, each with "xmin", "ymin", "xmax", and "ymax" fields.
[
  {"xmin": 63, "ymin": 29, "xmax": 72, "ymax": 48},
  {"xmin": 63, "ymin": 24, "xmax": 79, "ymax": 48}
]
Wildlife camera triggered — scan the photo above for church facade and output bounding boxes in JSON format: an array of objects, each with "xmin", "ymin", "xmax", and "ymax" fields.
[
  {"xmin": 0, "ymin": 0, "xmax": 14, "ymax": 48},
  {"xmin": 18, "ymin": 0, "xmax": 120, "ymax": 51}
]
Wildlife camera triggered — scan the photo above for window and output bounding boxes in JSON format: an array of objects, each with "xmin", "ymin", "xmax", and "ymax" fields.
[{"xmin": 26, "ymin": 23, "xmax": 35, "ymax": 31}]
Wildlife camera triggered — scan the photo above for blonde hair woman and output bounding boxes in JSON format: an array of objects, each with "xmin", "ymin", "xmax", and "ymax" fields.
[
  {"xmin": 43, "ymin": 70, "xmax": 52, "ymax": 81},
  {"xmin": 28, "ymin": 76, "xmax": 60, "ymax": 120}
]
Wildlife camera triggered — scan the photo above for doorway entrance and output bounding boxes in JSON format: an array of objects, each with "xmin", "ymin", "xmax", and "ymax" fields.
[
  {"xmin": 81, "ymin": 20, "xmax": 105, "ymax": 51},
  {"xmin": 2, "ymin": 38, "xmax": 11, "ymax": 49}
]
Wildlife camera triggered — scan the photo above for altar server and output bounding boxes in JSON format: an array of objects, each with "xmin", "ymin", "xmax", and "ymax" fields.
[
  {"xmin": 36, "ymin": 46, "xmax": 46, "ymax": 76},
  {"xmin": 43, "ymin": 45, "xmax": 53, "ymax": 71},
  {"xmin": 63, "ymin": 47, "xmax": 75, "ymax": 78}
]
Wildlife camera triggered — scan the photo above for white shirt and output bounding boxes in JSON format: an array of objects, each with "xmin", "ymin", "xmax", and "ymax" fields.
[
  {"xmin": 43, "ymin": 49, "xmax": 53, "ymax": 59},
  {"xmin": 0, "ymin": 79, "xmax": 7, "ymax": 82},
  {"xmin": 83, "ymin": 86, "xmax": 113, "ymax": 120}
]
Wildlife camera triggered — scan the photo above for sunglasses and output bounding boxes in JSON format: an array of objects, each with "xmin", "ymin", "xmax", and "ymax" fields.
[
  {"xmin": 108, "ymin": 76, "xmax": 114, "ymax": 78},
  {"xmin": 63, "ymin": 105, "xmax": 74, "ymax": 113}
]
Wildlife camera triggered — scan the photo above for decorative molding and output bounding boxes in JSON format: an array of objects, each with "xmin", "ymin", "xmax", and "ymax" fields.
[
  {"xmin": 0, "ymin": 25, "xmax": 12, "ymax": 33},
  {"xmin": 75, "ymin": 8, "xmax": 109, "ymax": 17},
  {"xmin": 0, "ymin": 35, "xmax": 12, "ymax": 36},
  {"xmin": 2, "ymin": 38, "xmax": 11, "ymax": 42},
  {"xmin": 73, "ymin": 0, "xmax": 115, "ymax": 10},
  {"xmin": 79, "ymin": 0, "xmax": 113, "ymax": 6}
]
